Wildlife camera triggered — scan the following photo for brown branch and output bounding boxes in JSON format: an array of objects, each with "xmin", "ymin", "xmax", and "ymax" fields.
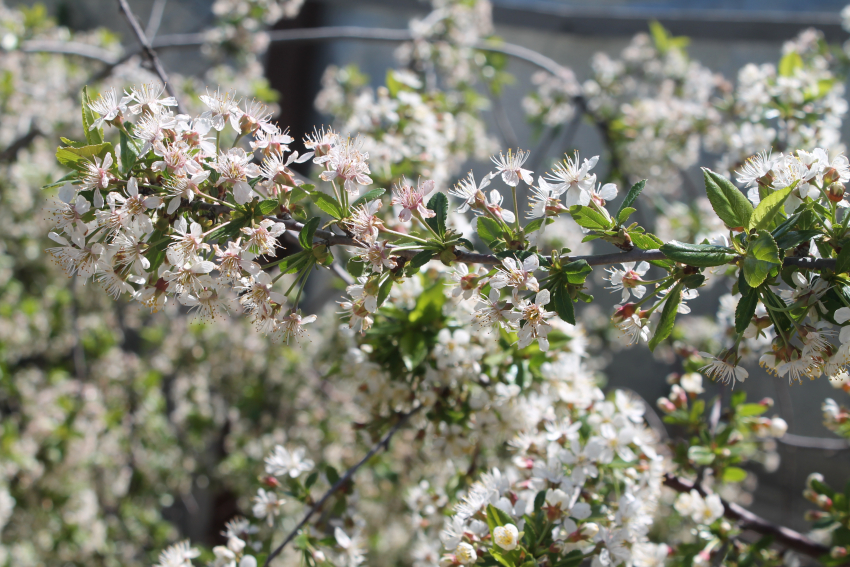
[
  {"xmin": 662, "ymin": 473, "xmax": 835, "ymax": 561},
  {"xmin": 116, "ymin": 0, "xmax": 184, "ymax": 114},
  {"xmin": 262, "ymin": 405, "xmax": 421, "ymax": 567},
  {"xmin": 0, "ymin": 124, "xmax": 40, "ymax": 163}
]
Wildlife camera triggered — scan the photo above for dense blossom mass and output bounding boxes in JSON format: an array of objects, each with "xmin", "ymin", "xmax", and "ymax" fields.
[{"xmin": 5, "ymin": 0, "xmax": 850, "ymax": 566}]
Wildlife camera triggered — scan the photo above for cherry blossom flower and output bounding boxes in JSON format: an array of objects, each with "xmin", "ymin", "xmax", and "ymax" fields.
[
  {"xmin": 214, "ymin": 148, "xmax": 262, "ymax": 204},
  {"xmin": 199, "ymin": 88, "xmax": 243, "ymax": 131},
  {"xmin": 347, "ymin": 200, "xmax": 383, "ymax": 242},
  {"xmin": 124, "ymin": 83, "xmax": 177, "ymax": 116},
  {"xmin": 510, "ymin": 289, "xmax": 554, "ymax": 351},
  {"xmin": 490, "ymin": 148, "xmax": 533, "ymax": 187},
  {"xmin": 88, "ymin": 88, "xmax": 128, "ymax": 129},
  {"xmin": 241, "ymin": 219, "xmax": 286, "ymax": 256},
  {"xmin": 484, "ymin": 189, "xmax": 516, "ymax": 223},
  {"xmin": 449, "ymin": 171, "xmax": 493, "ymax": 213},
  {"xmin": 169, "ymin": 217, "xmax": 211, "ymax": 264},
  {"xmin": 604, "ymin": 262, "xmax": 649, "ymax": 302},
  {"xmin": 699, "ymin": 351, "xmax": 748, "ymax": 388},
  {"xmin": 490, "ymin": 255, "xmax": 539, "ymax": 298},
  {"xmin": 264, "ymin": 445, "xmax": 314, "ymax": 478},
  {"xmin": 214, "ymin": 239, "xmax": 260, "ymax": 283},
  {"xmin": 317, "ymin": 135, "xmax": 373, "ymax": 194},
  {"xmin": 252, "ymin": 489, "xmax": 284, "ymax": 527},
  {"xmin": 392, "ymin": 178, "xmax": 436, "ymax": 222},
  {"xmin": 544, "ymin": 151, "xmax": 598, "ymax": 207},
  {"xmin": 493, "ymin": 524, "xmax": 518, "ymax": 550}
]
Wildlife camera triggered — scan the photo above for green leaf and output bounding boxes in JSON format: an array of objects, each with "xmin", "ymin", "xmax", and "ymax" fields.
[
  {"xmin": 309, "ymin": 192, "xmax": 343, "ymax": 219},
  {"xmin": 735, "ymin": 287, "xmax": 760, "ymax": 334},
  {"xmin": 722, "ymin": 467, "xmax": 748, "ymax": 483},
  {"xmin": 617, "ymin": 207, "xmax": 636, "ymax": 226},
  {"xmin": 775, "ymin": 230, "xmax": 820, "ymax": 251},
  {"xmin": 42, "ymin": 172, "xmax": 79, "ymax": 191},
  {"xmin": 56, "ymin": 143, "xmax": 114, "ymax": 170},
  {"xmin": 524, "ymin": 217, "xmax": 551, "ymax": 234},
  {"xmin": 425, "ymin": 192, "xmax": 448, "ymax": 238},
  {"xmin": 737, "ymin": 403, "xmax": 768, "ymax": 417},
  {"xmin": 836, "ymin": 245, "xmax": 850, "ymax": 275},
  {"xmin": 617, "ymin": 179, "xmax": 646, "ymax": 217},
  {"xmin": 489, "ymin": 551, "xmax": 514, "ymax": 567},
  {"xmin": 258, "ymin": 199, "xmax": 280, "ymax": 215},
  {"xmin": 405, "ymin": 251, "xmax": 435, "ymax": 275},
  {"xmin": 144, "ymin": 229, "xmax": 169, "ymax": 274},
  {"xmin": 778, "ymin": 50, "xmax": 802, "ymax": 77},
  {"xmin": 486, "ymin": 504, "xmax": 513, "ymax": 531},
  {"xmin": 399, "ymin": 331, "xmax": 428, "ymax": 371},
  {"xmin": 299, "ymin": 217, "xmax": 320, "ymax": 249},
  {"xmin": 648, "ymin": 283, "xmax": 682, "ymax": 351},
  {"xmin": 562, "ymin": 260, "xmax": 592, "ymax": 285},
  {"xmin": 703, "ymin": 168, "xmax": 753, "ymax": 230},
  {"xmin": 477, "ymin": 216, "xmax": 503, "ymax": 245},
  {"xmin": 119, "ymin": 125, "xmax": 138, "ymax": 174},
  {"xmin": 569, "ymin": 205, "xmax": 612, "ymax": 230},
  {"xmin": 743, "ymin": 230, "xmax": 781, "ymax": 287},
  {"xmin": 377, "ymin": 277, "xmax": 394, "ymax": 308},
  {"xmin": 688, "ymin": 445, "xmax": 715, "ymax": 465},
  {"xmin": 551, "ymin": 285, "xmax": 575, "ymax": 325},
  {"xmin": 748, "ymin": 184, "xmax": 794, "ymax": 232},
  {"xmin": 351, "ymin": 187, "xmax": 385, "ymax": 209},
  {"xmin": 81, "ymin": 86, "xmax": 104, "ymax": 146},
  {"xmin": 289, "ymin": 185, "xmax": 312, "ymax": 204},
  {"xmin": 659, "ymin": 241, "xmax": 737, "ymax": 267},
  {"xmin": 347, "ymin": 257, "xmax": 364, "ymax": 278},
  {"xmin": 553, "ymin": 550, "xmax": 584, "ymax": 567}
]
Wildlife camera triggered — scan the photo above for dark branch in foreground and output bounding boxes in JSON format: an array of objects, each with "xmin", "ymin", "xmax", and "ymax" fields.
[
  {"xmin": 662, "ymin": 473, "xmax": 836, "ymax": 562},
  {"xmin": 261, "ymin": 405, "xmax": 421, "ymax": 567},
  {"xmin": 116, "ymin": 0, "xmax": 184, "ymax": 114}
]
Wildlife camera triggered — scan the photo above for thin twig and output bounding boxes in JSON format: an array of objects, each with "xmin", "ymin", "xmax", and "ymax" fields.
[
  {"xmin": 0, "ymin": 124, "xmax": 40, "ymax": 163},
  {"xmin": 145, "ymin": 0, "xmax": 168, "ymax": 39},
  {"xmin": 116, "ymin": 0, "xmax": 184, "ymax": 114},
  {"xmin": 262, "ymin": 405, "xmax": 421, "ymax": 567},
  {"xmin": 20, "ymin": 40, "xmax": 120, "ymax": 64},
  {"xmin": 662, "ymin": 473, "xmax": 834, "ymax": 561}
]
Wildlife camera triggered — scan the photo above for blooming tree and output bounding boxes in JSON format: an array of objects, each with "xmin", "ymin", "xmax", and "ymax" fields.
[{"xmin": 4, "ymin": 0, "xmax": 850, "ymax": 566}]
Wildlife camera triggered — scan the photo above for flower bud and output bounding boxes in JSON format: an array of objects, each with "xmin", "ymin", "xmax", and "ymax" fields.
[
  {"xmin": 758, "ymin": 397, "xmax": 774, "ymax": 408},
  {"xmin": 580, "ymin": 522, "xmax": 599, "ymax": 539},
  {"xmin": 828, "ymin": 182, "xmax": 846, "ymax": 202},
  {"xmin": 805, "ymin": 510, "xmax": 827, "ymax": 521},
  {"xmin": 769, "ymin": 417, "xmax": 788, "ymax": 438},
  {"xmin": 803, "ymin": 488, "xmax": 818, "ymax": 503},
  {"xmin": 824, "ymin": 167, "xmax": 841, "ymax": 184},
  {"xmin": 612, "ymin": 303, "xmax": 637, "ymax": 322},
  {"xmin": 817, "ymin": 494, "xmax": 833, "ymax": 510},
  {"xmin": 670, "ymin": 385, "xmax": 688, "ymax": 408},
  {"xmin": 657, "ymin": 397, "xmax": 676, "ymax": 414},
  {"xmin": 806, "ymin": 472, "xmax": 825, "ymax": 490},
  {"xmin": 831, "ymin": 546, "xmax": 848, "ymax": 558}
]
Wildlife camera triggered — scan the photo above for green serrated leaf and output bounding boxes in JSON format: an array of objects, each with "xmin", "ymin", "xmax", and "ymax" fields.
[
  {"xmin": 569, "ymin": 205, "xmax": 612, "ymax": 230},
  {"xmin": 648, "ymin": 283, "xmax": 682, "ymax": 351},
  {"xmin": 258, "ymin": 200, "xmax": 280, "ymax": 215},
  {"xmin": 551, "ymin": 286, "xmax": 575, "ymax": 325},
  {"xmin": 377, "ymin": 277, "xmax": 394, "ymax": 308},
  {"xmin": 81, "ymin": 86, "xmax": 104, "ymax": 146},
  {"xmin": 289, "ymin": 185, "xmax": 312, "ymax": 204},
  {"xmin": 617, "ymin": 179, "xmax": 646, "ymax": 218},
  {"xmin": 351, "ymin": 187, "xmax": 385, "ymax": 209},
  {"xmin": 775, "ymin": 230, "xmax": 820, "ymax": 251},
  {"xmin": 309, "ymin": 192, "xmax": 343, "ymax": 219},
  {"xmin": 836, "ymin": 245, "xmax": 850, "ymax": 275},
  {"xmin": 778, "ymin": 50, "xmax": 802, "ymax": 77},
  {"xmin": 617, "ymin": 206, "xmax": 636, "ymax": 226},
  {"xmin": 425, "ymin": 192, "xmax": 448, "ymax": 238},
  {"xmin": 743, "ymin": 230, "xmax": 781, "ymax": 287},
  {"xmin": 703, "ymin": 168, "xmax": 753, "ymax": 230},
  {"xmin": 405, "ymin": 250, "xmax": 435, "ymax": 274},
  {"xmin": 659, "ymin": 241, "xmax": 737, "ymax": 267},
  {"xmin": 56, "ymin": 143, "xmax": 114, "ymax": 171},
  {"xmin": 737, "ymin": 403, "xmax": 768, "ymax": 417},
  {"xmin": 477, "ymin": 216, "xmax": 503, "ymax": 245},
  {"xmin": 299, "ymin": 217, "xmax": 320, "ymax": 249},
  {"xmin": 735, "ymin": 288, "xmax": 760, "ymax": 334},
  {"xmin": 119, "ymin": 125, "xmax": 138, "ymax": 174},
  {"xmin": 748, "ymin": 183, "xmax": 794, "ymax": 232},
  {"xmin": 347, "ymin": 257, "xmax": 365, "ymax": 278}
]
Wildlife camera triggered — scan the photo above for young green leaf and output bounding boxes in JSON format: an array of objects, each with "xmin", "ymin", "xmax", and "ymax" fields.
[
  {"xmin": 836, "ymin": 244, "xmax": 850, "ymax": 275},
  {"xmin": 299, "ymin": 217, "xmax": 320, "ymax": 249},
  {"xmin": 702, "ymin": 168, "xmax": 753, "ymax": 230},
  {"xmin": 747, "ymin": 183, "xmax": 794, "ymax": 232},
  {"xmin": 569, "ymin": 205, "xmax": 612, "ymax": 230},
  {"xmin": 742, "ymin": 230, "xmax": 781, "ymax": 287},
  {"xmin": 551, "ymin": 285, "xmax": 576, "ymax": 325},
  {"xmin": 648, "ymin": 282, "xmax": 682, "ymax": 351},
  {"xmin": 119, "ymin": 125, "xmax": 138, "ymax": 174},
  {"xmin": 659, "ymin": 241, "xmax": 737, "ymax": 267},
  {"xmin": 81, "ymin": 86, "xmax": 104, "ymax": 146},
  {"xmin": 735, "ymin": 286, "xmax": 759, "ymax": 334},
  {"xmin": 425, "ymin": 192, "xmax": 448, "ymax": 238},
  {"xmin": 616, "ymin": 179, "xmax": 646, "ymax": 217},
  {"xmin": 309, "ymin": 192, "xmax": 343, "ymax": 219},
  {"xmin": 351, "ymin": 187, "xmax": 385, "ymax": 209},
  {"xmin": 477, "ymin": 216, "xmax": 503, "ymax": 245},
  {"xmin": 258, "ymin": 200, "xmax": 280, "ymax": 215}
]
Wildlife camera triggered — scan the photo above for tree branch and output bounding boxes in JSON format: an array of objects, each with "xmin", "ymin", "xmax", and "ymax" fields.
[
  {"xmin": 19, "ymin": 40, "xmax": 120, "ymax": 64},
  {"xmin": 779, "ymin": 433, "xmax": 850, "ymax": 451},
  {"xmin": 262, "ymin": 405, "xmax": 421, "ymax": 567},
  {"xmin": 662, "ymin": 473, "xmax": 834, "ymax": 561},
  {"xmin": 116, "ymin": 0, "xmax": 184, "ymax": 114},
  {"xmin": 0, "ymin": 124, "xmax": 41, "ymax": 163}
]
